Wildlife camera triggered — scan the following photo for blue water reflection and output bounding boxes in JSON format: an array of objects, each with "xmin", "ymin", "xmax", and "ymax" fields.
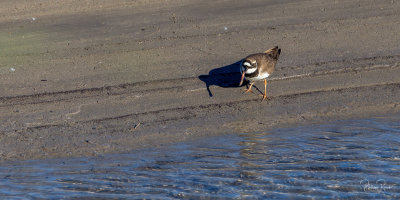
[{"xmin": 0, "ymin": 117, "xmax": 399, "ymax": 199}]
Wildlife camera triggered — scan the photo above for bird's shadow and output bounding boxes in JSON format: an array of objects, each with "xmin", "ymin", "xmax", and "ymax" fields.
[{"xmin": 199, "ymin": 60, "xmax": 258, "ymax": 97}]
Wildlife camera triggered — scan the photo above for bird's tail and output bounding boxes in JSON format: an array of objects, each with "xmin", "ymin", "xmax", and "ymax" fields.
[{"xmin": 264, "ymin": 46, "xmax": 281, "ymax": 60}]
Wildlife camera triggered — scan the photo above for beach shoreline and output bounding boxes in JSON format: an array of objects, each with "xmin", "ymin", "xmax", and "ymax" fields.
[{"xmin": 1, "ymin": 0, "xmax": 400, "ymax": 161}]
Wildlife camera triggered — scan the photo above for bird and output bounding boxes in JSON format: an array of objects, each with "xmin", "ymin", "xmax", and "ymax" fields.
[{"xmin": 239, "ymin": 46, "xmax": 281, "ymax": 100}]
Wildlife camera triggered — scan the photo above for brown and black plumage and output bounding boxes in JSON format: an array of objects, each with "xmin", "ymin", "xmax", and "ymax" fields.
[{"xmin": 239, "ymin": 46, "xmax": 281, "ymax": 100}]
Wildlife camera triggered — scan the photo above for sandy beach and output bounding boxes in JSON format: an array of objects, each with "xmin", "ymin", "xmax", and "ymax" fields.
[{"xmin": 1, "ymin": 0, "xmax": 400, "ymax": 161}]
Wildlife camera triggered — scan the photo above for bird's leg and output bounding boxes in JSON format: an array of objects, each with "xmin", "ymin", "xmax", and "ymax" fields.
[
  {"xmin": 261, "ymin": 79, "xmax": 268, "ymax": 100},
  {"xmin": 244, "ymin": 82, "xmax": 254, "ymax": 93}
]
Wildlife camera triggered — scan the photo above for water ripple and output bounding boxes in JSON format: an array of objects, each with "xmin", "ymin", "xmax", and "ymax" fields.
[{"xmin": 1, "ymin": 116, "xmax": 400, "ymax": 199}]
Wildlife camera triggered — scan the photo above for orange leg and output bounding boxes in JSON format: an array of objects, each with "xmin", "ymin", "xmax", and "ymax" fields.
[
  {"xmin": 244, "ymin": 82, "xmax": 254, "ymax": 93},
  {"xmin": 262, "ymin": 79, "xmax": 268, "ymax": 100}
]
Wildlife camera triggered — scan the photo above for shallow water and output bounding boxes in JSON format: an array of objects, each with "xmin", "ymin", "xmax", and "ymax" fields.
[{"xmin": 1, "ymin": 116, "xmax": 400, "ymax": 199}]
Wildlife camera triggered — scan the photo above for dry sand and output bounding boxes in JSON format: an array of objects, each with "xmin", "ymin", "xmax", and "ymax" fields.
[{"xmin": 1, "ymin": 0, "xmax": 400, "ymax": 161}]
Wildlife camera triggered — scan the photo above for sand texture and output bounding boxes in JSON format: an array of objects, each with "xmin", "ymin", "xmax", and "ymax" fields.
[{"xmin": 1, "ymin": 0, "xmax": 400, "ymax": 161}]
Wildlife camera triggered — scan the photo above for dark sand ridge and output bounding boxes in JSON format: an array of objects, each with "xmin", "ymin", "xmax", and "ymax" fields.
[{"xmin": 1, "ymin": 0, "xmax": 400, "ymax": 161}]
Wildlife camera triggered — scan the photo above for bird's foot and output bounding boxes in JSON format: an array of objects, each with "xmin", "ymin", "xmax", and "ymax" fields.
[
  {"xmin": 260, "ymin": 94, "xmax": 268, "ymax": 101},
  {"xmin": 243, "ymin": 87, "xmax": 254, "ymax": 93}
]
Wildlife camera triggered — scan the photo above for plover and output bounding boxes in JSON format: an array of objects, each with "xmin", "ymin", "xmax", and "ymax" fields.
[{"xmin": 239, "ymin": 46, "xmax": 281, "ymax": 100}]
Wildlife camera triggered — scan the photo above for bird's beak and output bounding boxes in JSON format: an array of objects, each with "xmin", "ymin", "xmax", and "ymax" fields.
[{"xmin": 239, "ymin": 71, "xmax": 245, "ymax": 86}]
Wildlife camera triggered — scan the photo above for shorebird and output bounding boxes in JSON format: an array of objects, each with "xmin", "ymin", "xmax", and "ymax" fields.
[{"xmin": 239, "ymin": 46, "xmax": 281, "ymax": 100}]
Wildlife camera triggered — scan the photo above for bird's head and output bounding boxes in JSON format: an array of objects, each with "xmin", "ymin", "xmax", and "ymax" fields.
[{"xmin": 239, "ymin": 58, "xmax": 257, "ymax": 86}]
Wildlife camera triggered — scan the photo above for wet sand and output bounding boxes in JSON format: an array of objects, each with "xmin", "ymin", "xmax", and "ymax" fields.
[{"xmin": 1, "ymin": 0, "xmax": 400, "ymax": 161}]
